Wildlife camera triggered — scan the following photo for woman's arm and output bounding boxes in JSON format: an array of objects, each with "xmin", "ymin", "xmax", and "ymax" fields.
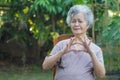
[
  {"xmin": 77, "ymin": 36, "xmax": 106, "ymax": 78},
  {"xmin": 88, "ymin": 49, "xmax": 106, "ymax": 78},
  {"xmin": 42, "ymin": 50, "xmax": 65, "ymax": 70},
  {"xmin": 42, "ymin": 37, "xmax": 75, "ymax": 70}
]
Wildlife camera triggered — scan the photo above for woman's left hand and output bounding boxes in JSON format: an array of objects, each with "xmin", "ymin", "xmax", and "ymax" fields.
[{"xmin": 77, "ymin": 36, "xmax": 91, "ymax": 53}]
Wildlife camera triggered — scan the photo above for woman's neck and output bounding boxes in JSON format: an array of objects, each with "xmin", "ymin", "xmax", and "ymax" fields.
[{"xmin": 74, "ymin": 33, "xmax": 87, "ymax": 39}]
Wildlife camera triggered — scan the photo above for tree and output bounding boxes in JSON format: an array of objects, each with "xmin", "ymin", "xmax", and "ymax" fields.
[{"xmin": 0, "ymin": 0, "xmax": 120, "ymax": 71}]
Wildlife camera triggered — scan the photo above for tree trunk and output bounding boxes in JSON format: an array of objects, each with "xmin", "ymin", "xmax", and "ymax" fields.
[
  {"xmin": 91, "ymin": 0, "xmax": 95, "ymax": 42},
  {"xmin": 51, "ymin": 15, "xmax": 55, "ymax": 32}
]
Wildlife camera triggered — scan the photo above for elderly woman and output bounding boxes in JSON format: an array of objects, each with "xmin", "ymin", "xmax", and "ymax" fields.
[{"xmin": 42, "ymin": 5, "xmax": 106, "ymax": 80}]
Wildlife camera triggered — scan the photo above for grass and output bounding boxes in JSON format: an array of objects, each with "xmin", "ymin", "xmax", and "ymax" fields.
[
  {"xmin": 0, "ymin": 65, "xmax": 53, "ymax": 80},
  {"xmin": 0, "ymin": 65, "xmax": 119, "ymax": 80}
]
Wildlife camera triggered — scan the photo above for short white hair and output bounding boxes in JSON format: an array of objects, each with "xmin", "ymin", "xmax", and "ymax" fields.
[{"xmin": 66, "ymin": 5, "xmax": 94, "ymax": 28}]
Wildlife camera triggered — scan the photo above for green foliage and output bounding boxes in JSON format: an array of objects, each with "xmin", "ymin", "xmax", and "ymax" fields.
[
  {"xmin": 104, "ymin": 53, "xmax": 120, "ymax": 72},
  {"xmin": 30, "ymin": 0, "xmax": 72, "ymax": 15},
  {"xmin": 101, "ymin": 16, "xmax": 120, "ymax": 44},
  {"xmin": 107, "ymin": 0, "xmax": 119, "ymax": 11},
  {"xmin": 73, "ymin": 0, "xmax": 87, "ymax": 4},
  {"xmin": 29, "ymin": 0, "xmax": 74, "ymax": 41}
]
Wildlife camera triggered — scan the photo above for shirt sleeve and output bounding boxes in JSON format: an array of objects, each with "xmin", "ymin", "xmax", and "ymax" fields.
[
  {"xmin": 96, "ymin": 48, "xmax": 104, "ymax": 65},
  {"xmin": 49, "ymin": 41, "xmax": 64, "ymax": 56}
]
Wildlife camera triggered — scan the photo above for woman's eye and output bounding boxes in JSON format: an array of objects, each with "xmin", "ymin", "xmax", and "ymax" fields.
[
  {"xmin": 71, "ymin": 20, "xmax": 76, "ymax": 23},
  {"xmin": 78, "ymin": 20, "xmax": 83, "ymax": 23}
]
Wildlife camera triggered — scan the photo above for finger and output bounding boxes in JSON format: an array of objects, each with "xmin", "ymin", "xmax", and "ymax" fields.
[
  {"xmin": 79, "ymin": 37, "xmax": 89, "ymax": 48},
  {"xmin": 84, "ymin": 36, "xmax": 86, "ymax": 42},
  {"xmin": 84, "ymin": 36, "xmax": 89, "ymax": 44},
  {"xmin": 73, "ymin": 36, "xmax": 77, "ymax": 41},
  {"xmin": 70, "ymin": 37, "xmax": 75, "ymax": 44},
  {"xmin": 63, "ymin": 44, "xmax": 69, "ymax": 54},
  {"xmin": 68, "ymin": 37, "xmax": 75, "ymax": 49},
  {"xmin": 67, "ymin": 38, "xmax": 72, "ymax": 49},
  {"xmin": 79, "ymin": 36, "xmax": 84, "ymax": 43},
  {"xmin": 65, "ymin": 44, "xmax": 69, "ymax": 51}
]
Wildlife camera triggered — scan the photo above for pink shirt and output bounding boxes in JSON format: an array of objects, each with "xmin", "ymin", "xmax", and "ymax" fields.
[{"xmin": 50, "ymin": 39, "xmax": 104, "ymax": 80}]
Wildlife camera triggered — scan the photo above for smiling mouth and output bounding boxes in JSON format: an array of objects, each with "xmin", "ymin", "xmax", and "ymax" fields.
[{"xmin": 73, "ymin": 27, "xmax": 81, "ymax": 30}]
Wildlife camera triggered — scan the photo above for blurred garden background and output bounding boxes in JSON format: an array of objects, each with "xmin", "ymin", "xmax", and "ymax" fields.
[{"xmin": 0, "ymin": 0, "xmax": 120, "ymax": 80}]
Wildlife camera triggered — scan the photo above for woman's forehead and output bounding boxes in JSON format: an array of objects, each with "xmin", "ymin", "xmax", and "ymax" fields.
[{"xmin": 71, "ymin": 13, "xmax": 85, "ymax": 20}]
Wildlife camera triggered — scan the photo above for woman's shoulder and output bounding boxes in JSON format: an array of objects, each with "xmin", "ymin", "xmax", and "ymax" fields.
[
  {"xmin": 57, "ymin": 39, "xmax": 70, "ymax": 45},
  {"xmin": 55, "ymin": 38, "xmax": 70, "ymax": 47},
  {"xmin": 90, "ymin": 42, "xmax": 102, "ymax": 51}
]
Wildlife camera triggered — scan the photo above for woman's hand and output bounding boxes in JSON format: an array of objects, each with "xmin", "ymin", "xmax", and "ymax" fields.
[
  {"xmin": 62, "ymin": 37, "xmax": 75, "ymax": 54},
  {"xmin": 77, "ymin": 36, "xmax": 91, "ymax": 53}
]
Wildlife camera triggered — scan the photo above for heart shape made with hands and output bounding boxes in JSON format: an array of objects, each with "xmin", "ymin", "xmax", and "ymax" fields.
[{"xmin": 67, "ymin": 37, "xmax": 91, "ymax": 53}]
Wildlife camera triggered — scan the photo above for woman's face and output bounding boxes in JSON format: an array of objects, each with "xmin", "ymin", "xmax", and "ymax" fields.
[{"xmin": 70, "ymin": 13, "xmax": 88, "ymax": 35}]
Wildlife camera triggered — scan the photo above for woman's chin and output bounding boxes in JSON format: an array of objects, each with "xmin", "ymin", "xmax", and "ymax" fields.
[
  {"xmin": 73, "ymin": 33, "xmax": 82, "ymax": 36},
  {"xmin": 73, "ymin": 31, "xmax": 82, "ymax": 35},
  {"xmin": 73, "ymin": 32, "xmax": 86, "ymax": 36}
]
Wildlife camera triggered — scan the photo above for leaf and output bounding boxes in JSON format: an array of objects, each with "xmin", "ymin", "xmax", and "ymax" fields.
[{"xmin": 56, "ymin": 6, "xmax": 63, "ymax": 13}]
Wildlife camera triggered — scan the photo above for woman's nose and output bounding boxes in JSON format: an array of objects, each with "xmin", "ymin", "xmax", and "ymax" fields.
[{"xmin": 75, "ymin": 21, "xmax": 79, "ymax": 26}]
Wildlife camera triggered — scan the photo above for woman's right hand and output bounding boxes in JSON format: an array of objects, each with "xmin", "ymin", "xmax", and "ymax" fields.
[{"xmin": 62, "ymin": 37, "xmax": 75, "ymax": 54}]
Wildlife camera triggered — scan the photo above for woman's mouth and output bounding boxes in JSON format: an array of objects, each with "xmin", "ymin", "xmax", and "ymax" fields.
[{"xmin": 73, "ymin": 27, "xmax": 81, "ymax": 30}]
